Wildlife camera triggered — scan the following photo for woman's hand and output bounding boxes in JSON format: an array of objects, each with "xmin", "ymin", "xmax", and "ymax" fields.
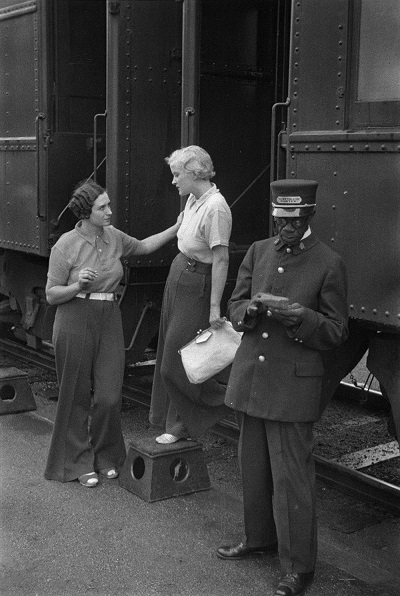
[
  {"xmin": 209, "ymin": 306, "xmax": 226, "ymax": 329},
  {"xmin": 78, "ymin": 268, "xmax": 98, "ymax": 290}
]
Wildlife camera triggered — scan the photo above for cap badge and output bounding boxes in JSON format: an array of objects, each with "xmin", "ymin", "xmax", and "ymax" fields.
[{"xmin": 276, "ymin": 195, "xmax": 302, "ymax": 204}]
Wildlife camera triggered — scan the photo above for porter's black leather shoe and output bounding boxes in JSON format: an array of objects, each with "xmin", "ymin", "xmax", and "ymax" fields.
[
  {"xmin": 217, "ymin": 542, "xmax": 277, "ymax": 560},
  {"xmin": 274, "ymin": 572, "xmax": 314, "ymax": 596}
]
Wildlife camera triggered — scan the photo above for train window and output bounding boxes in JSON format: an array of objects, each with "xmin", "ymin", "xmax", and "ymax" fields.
[
  {"xmin": 350, "ymin": 0, "xmax": 400, "ymax": 127},
  {"xmin": 357, "ymin": 0, "xmax": 400, "ymax": 102}
]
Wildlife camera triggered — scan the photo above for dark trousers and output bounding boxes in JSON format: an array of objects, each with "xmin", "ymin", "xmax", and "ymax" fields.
[
  {"xmin": 44, "ymin": 298, "xmax": 126, "ymax": 482},
  {"xmin": 149, "ymin": 253, "xmax": 228, "ymax": 438},
  {"xmin": 237, "ymin": 412, "xmax": 317, "ymax": 573}
]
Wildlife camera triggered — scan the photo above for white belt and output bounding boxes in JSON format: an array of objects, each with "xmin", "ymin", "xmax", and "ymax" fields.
[{"xmin": 76, "ymin": 292, "xmax": 117, "ymax": 301}]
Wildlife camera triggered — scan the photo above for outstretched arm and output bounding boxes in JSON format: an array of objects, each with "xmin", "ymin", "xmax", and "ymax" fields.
[{"xmin": 135, "ymin": 212, "xmax": 183, "ymax": 255}]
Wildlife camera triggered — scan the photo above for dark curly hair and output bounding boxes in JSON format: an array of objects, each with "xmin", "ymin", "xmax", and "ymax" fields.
[{"xmin": 68, "ymin": 179, "xmax": 106, "ymax": 220}]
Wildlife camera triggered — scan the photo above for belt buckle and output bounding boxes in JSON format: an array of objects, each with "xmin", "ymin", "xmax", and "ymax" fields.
[{"xmin": 187, "ymin": 259, "xmax": 196, "ymax": 272}]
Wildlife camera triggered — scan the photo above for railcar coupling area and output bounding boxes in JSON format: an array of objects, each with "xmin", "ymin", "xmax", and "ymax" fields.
[{"xmin": 1, "ymin": 349, "xmax": 400, "ymax": 596}]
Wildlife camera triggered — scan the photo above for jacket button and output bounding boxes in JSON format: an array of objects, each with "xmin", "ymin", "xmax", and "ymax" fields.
[
  {"xmin": 258, "ymin": 355, "xmax": 265, "ymax": 362},
  {"xmin": 262, "ymin": 332, "xmax": 269, "ymax": 339},
  {"xmin": 278, "ymin": 267, "xmax": 284, "ymax": 273},
  {"xmin": 238, "ymin": 321, "xmax": 242, "ymax": 325},
  {"xmin": 286, "ymin": 247, "xmax": 292, "ymax": 253}
]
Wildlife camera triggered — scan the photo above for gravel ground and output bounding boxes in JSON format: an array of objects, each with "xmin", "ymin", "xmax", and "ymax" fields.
[
  {"xmin": 3, "ymin": 346, "xmax": 400, "ymax": 596},
  {"xmin": 1, "ymin": 345, "xmax": 399, "ymax": 488}
]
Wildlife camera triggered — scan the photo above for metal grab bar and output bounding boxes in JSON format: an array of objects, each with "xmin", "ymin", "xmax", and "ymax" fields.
[
  {"xmin": 35, "ymin": 112, "xmax": 47, "ymax": 220},
  {"xmin": 124, "ymin": 301, "xmax": 155, "ymax": 352},
  {"xmin": 93, "ymin": 111, "xmax": 107, "ymax": 182},
  {"xmin": 270, "ymin": 97, "xmax": 290, "ymax": 184},
  {"xmin": 181, "ymin": 0, "xmax": 200, "ymax": 150}
]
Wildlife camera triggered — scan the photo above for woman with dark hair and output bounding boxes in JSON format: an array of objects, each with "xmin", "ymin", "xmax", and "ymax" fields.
[
  {"xmin": 44, "ymin": 179, "xmax": 181, "ymax": 487},
  {"xmin": 149, "ymin": 145, "xmax": 232, "ymax": 444}
]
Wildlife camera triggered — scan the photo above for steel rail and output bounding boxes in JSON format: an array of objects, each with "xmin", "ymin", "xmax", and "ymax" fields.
[
  {"xmin": 1, "ymin": 337, "xmax": 400, "ymax": 514},
  {"xmin": 0, "ymin": 338, "xmax": 55, "ymax": 372}
]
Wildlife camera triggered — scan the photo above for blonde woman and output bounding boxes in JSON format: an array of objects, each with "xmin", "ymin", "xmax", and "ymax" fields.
[{"xmin": 149, "ymin": 146, "xmax": 232, "ymax": 444}]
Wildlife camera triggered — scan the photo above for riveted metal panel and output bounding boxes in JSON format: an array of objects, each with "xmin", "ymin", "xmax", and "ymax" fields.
[
  {"xmin": 289, "ymin": 0, "xmax": 348, "ymax": 134},
  {"xmin": 107, "ymin": 0, "xmax": 291, "ymax": 269},
  {"xmin": 288, "ymin": 149, "xmax": 400, "ymax": 330},
  {"xmin": 0, "ymin": 0, "xmax": 46, "ymax": 254},
  {"xmin": 106, "ymin": 0, "xmax": 183, "ymax": 268},
  {"xmin": 0, "ymin": 147, "xmax": 39, "ymax": 252},
  {"xmin": 0, "ymin": 4, "xmax": 38, "ymax": 138},
  {"xmin": 0, "ymin": 2, "xmax": 38, "ymax": 136},
  {"xmin": 287, "ymin": 0, "xmax": 400, "ymax": 330},
  {"xmin": 1, "ymin": 0, "xmax": 108, "ymax": 256}
]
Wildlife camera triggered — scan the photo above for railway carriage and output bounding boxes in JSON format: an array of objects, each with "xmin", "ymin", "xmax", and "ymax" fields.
[{"xmin": 1, "ymin": 0, "xmax": 399, "ymax": 431}]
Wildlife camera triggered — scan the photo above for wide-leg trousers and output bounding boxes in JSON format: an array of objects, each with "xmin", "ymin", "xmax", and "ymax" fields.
[
  {"xmin": 237, "ymin": 412, "xmax": 317, "ymax": 574},
  {"xmin": 149, "ymin": 253, "xmax": 229, "ymax": 439},
  {"xmin": 44, "ymin": 297, "xmax": 126, "ymax": 482}
]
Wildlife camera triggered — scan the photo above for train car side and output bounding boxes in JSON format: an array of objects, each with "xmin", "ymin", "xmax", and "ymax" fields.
[
  {"xmin": 1, "ymin": 0, "xmax": 400, "ymax": 417},
  {"xmin": 284, "ymin": 0, "xmax": 400, "ymax": 438},
  {"xmin": 105, "ymin": 0, "xmax": 291, "ymax": 362},
  {"xmin": 0, "ymin": 0, "xmax": 107, "ymax": 346},
  {"xmin": 286, "ymin": 0, "xmax": 400, "ymax": 331}
]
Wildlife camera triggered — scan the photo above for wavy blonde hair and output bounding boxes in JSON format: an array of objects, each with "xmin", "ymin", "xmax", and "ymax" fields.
[{"xmin": 166, "ymin": 145, "xmax": 215, "ymax": 180}]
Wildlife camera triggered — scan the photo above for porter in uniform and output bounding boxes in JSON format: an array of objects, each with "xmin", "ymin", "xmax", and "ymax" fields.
[{"xmin": 217, "ymin": 179, "xmax": 348, "ymax": 596}]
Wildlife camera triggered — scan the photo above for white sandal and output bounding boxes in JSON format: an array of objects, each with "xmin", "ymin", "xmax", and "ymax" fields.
[
  {"xmin": 99, "ymin": 468, "xmax": 119, "ymax": 479},
  {"xmin": 78, "ymin": 472, "xmax": 99, "ymax": 487},
  {"xmin": 155, "ymin": 433, "xmax": 180, "ymax": 444}
]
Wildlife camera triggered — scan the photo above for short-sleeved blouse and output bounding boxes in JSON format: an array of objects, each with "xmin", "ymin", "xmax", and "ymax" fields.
[
  {"xmin": 177, "ymin": 184, "xmax": 232, "ymax": 264},
  {"xmin": 47, "ymin": 222, "xmax": 140, "ymax": 292}
]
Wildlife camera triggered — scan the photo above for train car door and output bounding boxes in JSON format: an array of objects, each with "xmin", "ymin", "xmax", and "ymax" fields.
[
  {"xmin": 46, "ymin": 0, "xmax": 107, "ymax": 244},
  {"xmin": 181, "ymin": 0, "xmax": 291, "ymax": 256},
  {"xmin": 0, "ymin": 0, "xmax": 106, "ymax": 255},
  {"xmin": 106, "ymin": 0, "xmax": 182, "ymax": 250},
  {"xmin": 0, "ymin": 0, "xmax": 107, "ymax": 344},
  {"xmin": 105, "ymin": 0, "xmax": 291, "ymax": 362},
  {"xmin": 0, "ymin": 0, "xmax": 48, "ymax": 256},
  {"xmin": 106, "ymin": 0, "xmax": 184, "ymax": 363}
]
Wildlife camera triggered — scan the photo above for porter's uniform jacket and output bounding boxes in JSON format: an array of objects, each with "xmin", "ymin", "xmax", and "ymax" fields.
[{"xmin": 225, "ymin": 232, "xmax": 348, "ymax": 422}]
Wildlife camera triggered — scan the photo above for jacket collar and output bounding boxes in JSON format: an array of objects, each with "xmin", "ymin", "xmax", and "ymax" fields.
[{"xmin": 273, "ymin": 230, "xmax": 319, "ymax": 255}]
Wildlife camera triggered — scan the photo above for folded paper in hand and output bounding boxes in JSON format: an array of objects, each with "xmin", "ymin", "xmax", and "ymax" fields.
[{"xmin": 179, "ymin": 321, "xmax": 242, "ymax": 384}]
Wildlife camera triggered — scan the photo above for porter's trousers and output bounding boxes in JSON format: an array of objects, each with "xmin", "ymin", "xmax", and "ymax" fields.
[{"xmin": 237, "ymin": 412, "xmax": 317, "ymax": 573}]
